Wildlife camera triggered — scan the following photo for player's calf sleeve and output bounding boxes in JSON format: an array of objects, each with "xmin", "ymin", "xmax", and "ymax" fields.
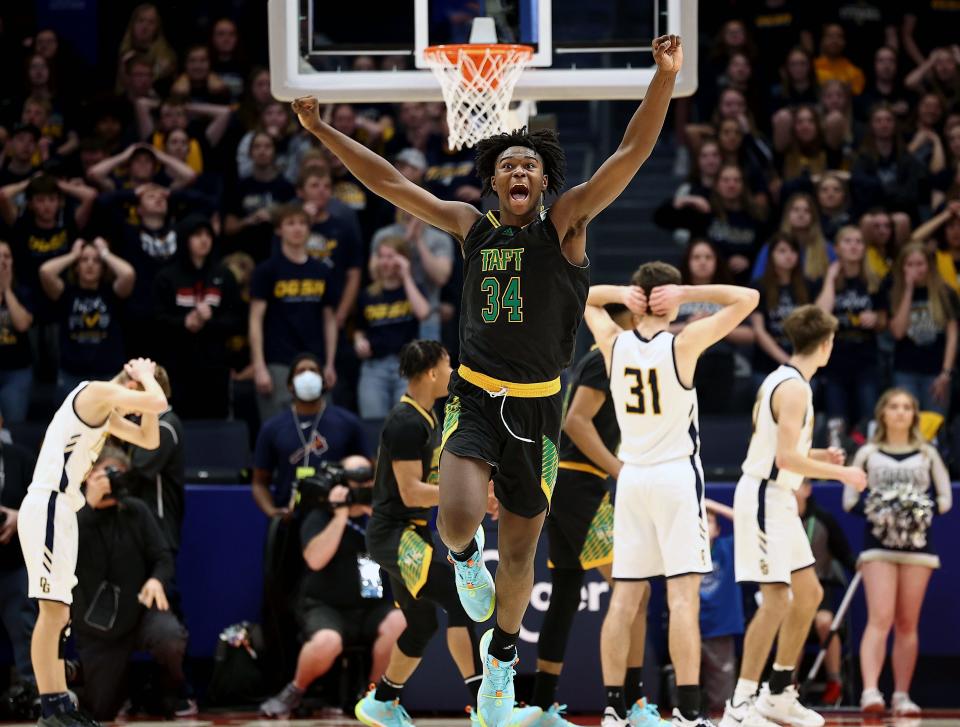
[{"xmin": 537, "ymin": 568, "xmax": 585, "ymax": 663}]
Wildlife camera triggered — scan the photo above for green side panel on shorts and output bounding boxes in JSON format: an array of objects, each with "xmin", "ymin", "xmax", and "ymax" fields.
[
  {"xmin": 579, "ymin": 491, "xmax": 614, "ymax": 569},
  {"xmin": 540, "ymin": 435, "xmax": 559, "ymax": 503},
  {"xmin": 398, "ymin": 527, "xmax": 433, "ymax": 598},
  {"xmin": 441, "ymin": 396, "xmax": 461, "ymax": 452}
]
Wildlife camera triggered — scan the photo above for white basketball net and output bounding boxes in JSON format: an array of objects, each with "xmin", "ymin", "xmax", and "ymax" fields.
[{"xmin": 424, "ymin": 45, "xmax": 533, "ymax": 150}]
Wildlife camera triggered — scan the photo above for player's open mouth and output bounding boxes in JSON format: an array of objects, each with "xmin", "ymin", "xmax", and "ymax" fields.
[{"xmin": 509, "ymin": 183, "xmax": 530, "ymax": 202}]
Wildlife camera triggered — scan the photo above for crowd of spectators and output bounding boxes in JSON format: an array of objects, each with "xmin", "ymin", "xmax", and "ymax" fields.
[
  {"xmin": 662, "ymin": 2, "xmax": 960, "ymax": 449},
  {"xmin": 0, "ymin": 4, "xmax": 466, "ymax": 439}
]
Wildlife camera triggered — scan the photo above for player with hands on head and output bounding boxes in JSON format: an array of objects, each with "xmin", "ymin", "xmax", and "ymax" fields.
[
  {"xmin": 584, "ymin": 266, "xmax": 758, "ymax": 727},
  {"xmin": 18, "ymin": 357, "xmax": 167, "ymax": 727},
  {"xmin": 294, "ymin": 34, "xmax": 683, "ymax": 727}
]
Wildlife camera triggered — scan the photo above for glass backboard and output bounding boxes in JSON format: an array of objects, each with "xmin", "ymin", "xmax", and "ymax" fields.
[{"xmin": 268, "ymin": 0, "xmax": 697, "ymax": 102}]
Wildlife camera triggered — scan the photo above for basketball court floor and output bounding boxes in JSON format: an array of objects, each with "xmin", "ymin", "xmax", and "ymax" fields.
[{"xmin": 5, "ymin": 713, "xmax": 957, "ymax": 727}]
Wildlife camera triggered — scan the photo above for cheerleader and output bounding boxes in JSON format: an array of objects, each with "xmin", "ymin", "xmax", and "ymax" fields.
[{"xmin": 845, "ymin": 388, "xmax": 953, "ymax": 716}]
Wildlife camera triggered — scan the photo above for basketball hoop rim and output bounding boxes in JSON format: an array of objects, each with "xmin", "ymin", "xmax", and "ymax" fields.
[{"xmin": 423, "ymin": 43, "xmax": 535, "ymax": 66}]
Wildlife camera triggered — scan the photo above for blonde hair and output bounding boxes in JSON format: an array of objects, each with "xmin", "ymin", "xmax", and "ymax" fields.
[
  {"xmin": 116, "ymin": 3, "xmax": 177, "ymax": 89},
  {"xmin": 872, "ymin": 387, "xmax": 924, "ymax": 447},
  {"xmin": 368, "ymin": 236, "xmax": 411, "ymax": 295},
  {"xmin": 834, "ymin": 225, "xmax": 880, "ymax": 294},
  {"xmin": 891, "ymin": 242, "xmax": 953, "ymax": 327},
  {"xmin": 116, "ymin": 364, "xmax": 172, "ymax": 399},
  {"xmin": 780, "ymin": 192, "xmax": 829, "ymax": 280}
]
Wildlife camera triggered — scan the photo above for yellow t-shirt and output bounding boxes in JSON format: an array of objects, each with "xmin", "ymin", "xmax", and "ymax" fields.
[{"xmin": 815, "ymin": 56, "xmax": 865, "ymax": 95}]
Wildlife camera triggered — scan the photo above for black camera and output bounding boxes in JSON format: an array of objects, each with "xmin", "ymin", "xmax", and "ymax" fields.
[
  {"xmin": 295, "ymin": 461, "xmax": 374, "ymax": 512},
  {"xmin": 103, "ymin": 465, "xmax": 134, "ymax": 501}
]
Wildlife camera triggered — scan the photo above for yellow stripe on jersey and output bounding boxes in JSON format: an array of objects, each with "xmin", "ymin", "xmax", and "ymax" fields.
[
  {"xmin": 458, "ymin": 364, "xmax": 560, "ymax": 398},
  {"xmin": 486, "ymin": 210, "xmax": 501, "ymax": 228},
  {"xmin": 558, "ymin": 460, "xmax": 609, "ymax": 480}
]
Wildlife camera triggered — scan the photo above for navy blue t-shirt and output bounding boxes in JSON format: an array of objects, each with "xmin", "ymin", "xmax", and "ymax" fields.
[
  {"xmin": 271, "ymin": 212, "xmax": 363, "ymax": 301},
  {"xmin": 253, "ymin": 403, "xmax": 372, "ymax": 506},
  {"xmin": 699, "ymin": 536, "xmax": 744, "ymax": 639},
  {"xmin": 250, "ymin": 253, "xmax": 333, "ymax": 366},
  {"xmin": 58, "ymin": 283, "xmax": 126, "ymax": 377},
  {"xmin": 357, "ymin": 285, "xmax": 420, "ymax": 359},
  {"xmin": 0, "ymin": 283, "xmax": 33, "ymax": 370}
]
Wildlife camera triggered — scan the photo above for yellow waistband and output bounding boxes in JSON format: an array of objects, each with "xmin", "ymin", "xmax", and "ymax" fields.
[
  {"xmin": 409, "ymin": 519, "xmax": 428, "ymax": 527},
  {"xmin": 558, "ymin": 461, "xmax": 609, "ymax": 479},
  {"xmin": 458, "ymin": 364, "xmax": 561, "ymax": 398}
]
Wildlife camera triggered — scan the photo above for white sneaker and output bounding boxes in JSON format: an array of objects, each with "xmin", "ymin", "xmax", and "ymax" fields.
[
  {"xmin": 891, "ymin": 692, "xmax": 920, "ymax": 717},
  {"xmin": 860, "ymin": 689, "xmax": 884, "ymax": 714},
  {"xmin": 719, "ymin": 698, "xmax": 778, "ymax": 727},
  {"xmin": 671, "ymin": 708, "xmax": 716, "ymax": 727},
  {"xmin": 602, "ymin": 707, "xmax": 629, "ymax": 727},
  {"xmin": 755, "ymin": 685, "xmax": 824, "ymax": 727}
]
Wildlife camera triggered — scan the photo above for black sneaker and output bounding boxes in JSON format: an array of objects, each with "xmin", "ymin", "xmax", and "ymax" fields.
[{"xmin": 38, "ymin": 709, "xmax": 102, "ymax": 727}]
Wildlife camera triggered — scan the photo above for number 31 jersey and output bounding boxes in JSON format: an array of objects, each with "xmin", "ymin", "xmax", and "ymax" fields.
[
  {"xmin": 610, "ymin": 330, "xmax": 700, "ymax": 465},
  {"xmin": 460, "ymin": 209, "xmax": 590, "ymax": 384}
]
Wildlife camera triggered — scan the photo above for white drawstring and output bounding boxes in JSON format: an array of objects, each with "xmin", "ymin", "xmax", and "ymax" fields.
[{"xmin": 487, "ymin": 387, "xmax": 534, "ymax": 443}]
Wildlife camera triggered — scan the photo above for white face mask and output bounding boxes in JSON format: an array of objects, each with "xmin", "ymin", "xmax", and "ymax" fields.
[{"xmin": 292, "ymin": 370, "xmax": 323, "ymax": 402}]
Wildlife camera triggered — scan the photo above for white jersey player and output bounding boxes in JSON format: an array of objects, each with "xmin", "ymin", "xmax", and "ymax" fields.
[
  {"xmin": 19, "ymin": 358, "xmax": 168, "ymax": 727},
  {"xmin": 584, "ymin": 263, "xmax": 758, "ymax": 727},
  {"xmin": 721, "ymin": 306, "xmax": 866, "ymax": 727}
]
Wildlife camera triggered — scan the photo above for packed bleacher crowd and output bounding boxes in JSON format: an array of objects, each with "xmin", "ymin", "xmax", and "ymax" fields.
[
  {"xmin": 0, "ymin": 0, "xmax": 957, "ymax": 720},
  {"xmin": 658, "ymin": 2, "xmax": 960, "ymax": 455}
]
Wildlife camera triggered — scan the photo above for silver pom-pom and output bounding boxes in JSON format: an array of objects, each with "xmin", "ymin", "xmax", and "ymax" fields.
[{"xmin": 864, "ymin": 480, "xmax": 935, "ymax": 550}]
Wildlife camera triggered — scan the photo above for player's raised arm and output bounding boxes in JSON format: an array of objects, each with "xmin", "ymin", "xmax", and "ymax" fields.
[
  {"xmin": 583, "ymin": 285, "xmax": 646, "ymax": 370},
  {"xmin": 663, "ymin": 285, "xmax": 759, "ymax": 381},
  {"xmin": 773, "ymin": 379, "xmax": 866, "ymax": 489},
  {"xmin": 77, "ymin": 359, "xmax": 169, "ymax": 449},
  {"xmin": 291, "ymin": 97, "xmax": 480, "ymax": 241},
  {"xmin": 549, "ymin": 35, "xmax": 681, "ymax": 242}
]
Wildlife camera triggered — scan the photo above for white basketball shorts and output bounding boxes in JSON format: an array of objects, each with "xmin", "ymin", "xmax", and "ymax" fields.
[
  {"xmin": 18, "ymin": 490, "xmax": 78, "ymax": 605},
  {"xmin": 612, "ymin": 457, "xmax": 712, "ymax": 580},
  {"xmin": 733, "ymin": 474, "xmax": 814, "ymax": 584}
]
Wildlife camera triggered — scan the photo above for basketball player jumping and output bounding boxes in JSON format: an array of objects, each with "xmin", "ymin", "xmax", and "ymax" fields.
[
  {"xmin": 19, "ymin": 358, "xmax": 168, "ymax": 727},
  {"xmin": 294, "ymin": 33, "xmax": 682, "ymax": 727},
  {"xmin": 720, "ymin": 306, "xmax": 866, "ymax": 727},
  {"xmin": 583, "ymin": 266, "xmax": 758, "ymax": 727}
]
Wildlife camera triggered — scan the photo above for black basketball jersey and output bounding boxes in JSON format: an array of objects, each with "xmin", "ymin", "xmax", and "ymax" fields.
[
  {"xmin": 370, "ymin": 395, "xmax": 440, "ymax": 523},
  {"xmin": 459, "ymin": 209, "xmax": 590, "ymax": 385},
  {"xmin": 558, "ymin": 347, "xmax": 620, "ymax": 467}
]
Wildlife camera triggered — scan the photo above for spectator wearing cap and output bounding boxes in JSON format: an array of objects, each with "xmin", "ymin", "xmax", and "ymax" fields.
[
  {"xmin": 251, "ymin": 352, "xmax": 371, "ymax": 517},
  {"xmin": 153, "ymin": 215, "xmax": 242, "ymax": 419},
  {"xmin": 370, "ymin": 148, "xmax": 454, "ymax": 341},
  {"xmin": 86, "ymin": 142, "xmax": 197, "ymax": 194},
  {"xmin": 0, "ymin": 124, "xmax": 42, "ymax": 187}
]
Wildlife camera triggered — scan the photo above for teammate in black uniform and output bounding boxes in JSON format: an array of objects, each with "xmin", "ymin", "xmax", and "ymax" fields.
[
  {"xmin": 293, "ymin": 35, "xmax": 682, "ymax": 727},
  {"xmin": 356, "ymin": 340, "xmax": 541, "ymax": 727},
  {"xmin": 531, "ymin": 305, "xmax": 656, "ymax": 725}
]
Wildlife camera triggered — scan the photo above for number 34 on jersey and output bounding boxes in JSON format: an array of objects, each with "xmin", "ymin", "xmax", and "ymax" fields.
[{"xmin": 479, "ymin": 247, "xmax": 525, "ymax": 323}]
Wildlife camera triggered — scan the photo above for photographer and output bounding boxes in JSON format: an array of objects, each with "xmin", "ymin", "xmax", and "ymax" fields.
[
  {"xmin": 117, "ymin": 366, "xmax": 185, "ymax": 553},
  {"xmin": 73, "ymin": 447, "xmax": 192, "ymax": 720},
  {"xmin": 259, "ymin": 454, "xmax": 405, "ymax": 719},
  {"xmin": 0, "ymin": 417, "xmax": 38, "ymax": 690},
  {"xmin": 252, "ymin": 352, "xmax": 370, "ymax": 518}
]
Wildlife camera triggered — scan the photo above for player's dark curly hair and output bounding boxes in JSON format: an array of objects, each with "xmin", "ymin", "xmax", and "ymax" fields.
[
  {"xmin": 474, "ymin": 127, "xmax": 566, "ymax": 196},
  {"xmin": 399, "ymin": 340, "xmax": 448, "ymax": 379}
]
